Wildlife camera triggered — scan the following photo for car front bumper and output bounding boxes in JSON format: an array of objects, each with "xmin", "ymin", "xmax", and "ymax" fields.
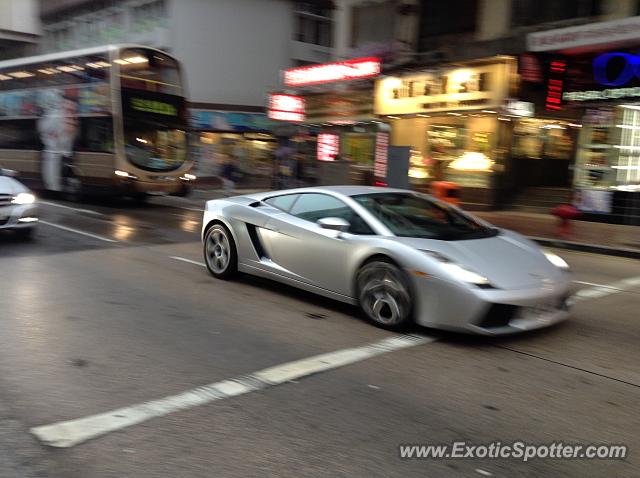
[
  {"xmin": 0, "ymin": 204, "xmax": 38, "ymax": 230},
  {"xmin": 411, "ymin": 272, "xmax": 572, "ymax": 335}
]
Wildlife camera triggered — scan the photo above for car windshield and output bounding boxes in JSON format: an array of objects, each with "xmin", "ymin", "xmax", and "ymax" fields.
[{"xmin": 352, "ymin": 192, "xmax": 498, "ymax": 240}]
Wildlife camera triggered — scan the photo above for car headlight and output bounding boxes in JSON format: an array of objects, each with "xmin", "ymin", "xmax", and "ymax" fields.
[
  {"xmin": 11, "ymin": 192, "xmax": 35, "ymax": 205},
  {"xmin": 421, "ymin": 250, "xmax": 491, "ymax": 286},
  {"xmin": 544, "ymin": 251, "xmax": 570, "ymax": 270}
]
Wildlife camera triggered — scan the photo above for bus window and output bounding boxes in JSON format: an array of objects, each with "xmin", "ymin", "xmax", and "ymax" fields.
[{"xmin": 117, "ymin": 48, "xmax": 181, "ymax": 96}]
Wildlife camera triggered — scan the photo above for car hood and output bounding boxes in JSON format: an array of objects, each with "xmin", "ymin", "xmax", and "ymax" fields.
[
  {"xmin": 0, "ymin": 176, "xmax": 28, "ymax": 196},
  {"xmin": 393, "ymin": 230, "xmax": 564, "ymax": 289}
]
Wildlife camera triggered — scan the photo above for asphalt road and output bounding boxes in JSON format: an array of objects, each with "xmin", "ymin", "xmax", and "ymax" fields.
[{"xmin": 0, "ymin": 192, "xmax": 638, "ymax": 478}]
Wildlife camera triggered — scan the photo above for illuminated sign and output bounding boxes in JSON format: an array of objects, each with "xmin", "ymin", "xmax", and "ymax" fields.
[
  {"xmin": 131, "ymin": 98, "xmax": 177, "ymax": 116},
  {"xmin": 267, "ymin": 93, "xmax": 305, "ymax": 122},
  {"xmin": 374, "ymin": 132, "xmax": 389, "ymax": 180},
  {"xmin": 545, "ymin": 59, "xmax": 566, "ymax": 111},
  {"xmin": 564, "ymin": 87, "xmax": 640, "ymax": 101},
  {"xmin": 375, "ymin": 61, "xmax": 512, "ymax": 115},
  {"xmin": 317, "ymin": 133, "xmax": 339, "ymax": 161},
  {"xmin": 593, "ymin": 52, "xmax": 640, "ymax": 87},
  {"xmin": 502, "ymin": 99, "xmax": 534, "ymax": 117},
  {"xmin": 284, "ymin": 57, "xmax": 381, "ymax": 87}
]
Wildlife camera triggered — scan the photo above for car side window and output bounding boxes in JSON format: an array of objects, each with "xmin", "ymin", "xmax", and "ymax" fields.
[
  {"xmin": 264, "ymin": 194, "xmax": 299, "ymax": 212},
  {"xmin": 288, "ymin": 193, "xmax": 375, "ymax": 235}
]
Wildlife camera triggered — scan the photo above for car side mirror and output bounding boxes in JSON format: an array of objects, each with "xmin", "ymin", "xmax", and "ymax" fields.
[{"xmin": 317, "ymin": 217, "xmax": 350, "ymax": 233}]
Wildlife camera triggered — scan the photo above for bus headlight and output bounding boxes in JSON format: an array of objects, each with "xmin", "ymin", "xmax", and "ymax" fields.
[
  {"xmin": 115, "ymin": 170, "xmax": 137, "ymax": 179},
  {"xmin": 11, "ymin": 192, "xmax": 36, "ymax": 205}
]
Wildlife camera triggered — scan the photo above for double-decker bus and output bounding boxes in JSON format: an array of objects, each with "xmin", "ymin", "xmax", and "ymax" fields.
[{"xmin": 0, "ymin": 44, "xmax": 195, "ymax": 199}]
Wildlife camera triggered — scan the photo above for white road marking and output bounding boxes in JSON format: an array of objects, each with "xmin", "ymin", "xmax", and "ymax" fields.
[
  {"xmin": 31, "ymin": 334, "xmax": 434, "ymax": 448},
  {"xmin": 40, "ymin": 221, "xmax": 117, "ymax": 243},
  {"xmin": 170, "ymin": 256, "xmax": 206, "ymax": 267},
  {"xmin": 475, "ymin": 469, "xmax": 493, "ymax": 476},
  {"xmin": 573, "ymin": 280, "xmax": 622, "ymax": 290},
  {"xmin": 571, "ymin": 275, "xmax": 640, "ymax": 304},
  {"xmin": 40, "ymin": 201, "xmax": 104, "ymax": 216}
]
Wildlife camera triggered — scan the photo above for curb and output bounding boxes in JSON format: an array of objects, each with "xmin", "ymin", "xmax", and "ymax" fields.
[{"xmin": 529, "ymin": 236, "xmax": 640, "ymax": 260}]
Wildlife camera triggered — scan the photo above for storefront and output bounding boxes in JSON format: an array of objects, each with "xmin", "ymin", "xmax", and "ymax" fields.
[
  {"xmin": 375, "ymin": 56, "xmax": 519, "ymax": 207},
  {"xmin": 527, "ymin": 17, "xmax": 640, "ymax": 224},
  {"xmin": 190, "ymin": 109, "xmax": 278, "ymax": 179}
]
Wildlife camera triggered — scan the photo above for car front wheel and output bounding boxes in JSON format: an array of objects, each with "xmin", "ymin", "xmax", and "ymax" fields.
[
  {"xmin": 203, "ymin": 223, "xmax": 237, "ymax": 279},
  {"xmin": 356, "ymin": 259, "xmax": 413, "ymax": 330}
]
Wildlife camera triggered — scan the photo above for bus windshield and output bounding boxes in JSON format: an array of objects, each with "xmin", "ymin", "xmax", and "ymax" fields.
[{"xmin": 124, "ymin": 118, "xmax": 187, "ymax": 172}]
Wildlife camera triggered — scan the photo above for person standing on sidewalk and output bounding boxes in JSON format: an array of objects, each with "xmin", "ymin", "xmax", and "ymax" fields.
[{"xmin": 220, "ymin": 155, "xmax": 239, "ymax": 197}]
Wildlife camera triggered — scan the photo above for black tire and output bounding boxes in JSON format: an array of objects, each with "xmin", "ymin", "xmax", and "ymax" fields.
[
  {"xmin": 203, "ymin": 223, "xmax": 238, "ymax": 279},
  {"xmin": 15, "ymin": 227, "xmax": 34, "ymax": 240},
  {"xmin": 356, "ymin": 257, "xmax": 414, "ymax": 330}
]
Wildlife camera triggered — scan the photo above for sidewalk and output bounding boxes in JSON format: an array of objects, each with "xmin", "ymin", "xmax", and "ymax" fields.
[{"xmin": 476, "ymin": 210, "xmax": 640, "ymax": 259}]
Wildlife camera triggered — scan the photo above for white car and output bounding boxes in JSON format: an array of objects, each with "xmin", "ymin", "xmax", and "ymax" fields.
[{"xmin": 0, "ymin": 169, "xmax": 38, "ymax": 238}]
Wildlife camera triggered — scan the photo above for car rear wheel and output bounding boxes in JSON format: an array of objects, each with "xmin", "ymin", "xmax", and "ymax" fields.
[
  {"xmin": 204, "ymin": 223, "xmax": 237, "ymax": 279},
  {"xmin": 356, "ymin": 259, "xmax": 413, "ymax": 330}
]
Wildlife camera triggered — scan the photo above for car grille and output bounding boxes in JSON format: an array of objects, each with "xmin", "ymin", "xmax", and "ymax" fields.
[
  {"xmin": 0, "ymin": 194, "xmax": 12, "ymax": 206},
  {"xmin": 477, "ymin": 304, "xmax": 518, "ymax": 329}
]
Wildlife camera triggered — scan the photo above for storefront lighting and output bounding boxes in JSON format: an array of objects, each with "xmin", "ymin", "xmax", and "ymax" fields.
[
  {"xmin": 613, "ymin": 145, "xmax": 640, "ymax": 150},
  {"xmin": 9, "ymin": 71, "xmax": 34, "ymax": 78},
  {"xmin": 447, "ymin": 112, "xmax": 462, "ymax": 116},
  {"xmin": 417, "ymin": 114, "xmax": 431, "ymax": 118},
  {"xmin": 612, "ymin": 165, "xmax": 640, "ymax": 170},
  {"xmin": 567, "ymin": 123, "xmax": 582, "ymax": 128},
  {"xmin": 449, "ymin": 152, "xmax": 493, "ymax": 172},
  {"xmin": 621, "ymin": 104, "xmax": 640, "ymax": 110},
  {"xmin": 0, "ymin": 74, "xmax": 10, "ymax": 80},
  {"xmin": 616, "ymin": 124, "xmax": 640, "ymax": 130},
  {"xmin": 498, "ymin": 117, "xmax": 511, "ymax": 121},
  {"xmin": 481, "ymin": 110, "xmax": 497, "ymax": 114},
  {"xmin": 541, "ymin": 124, "xmax": 565, "ymax": 129},
  {"xmin": 387, "ymin": 116, "xmax": 400, "ymax": 119}
]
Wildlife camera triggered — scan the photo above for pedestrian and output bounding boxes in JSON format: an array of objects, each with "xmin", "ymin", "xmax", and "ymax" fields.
[{"xmin": 220, "ymin": 155, "xmax": 239, "ymax": 197}]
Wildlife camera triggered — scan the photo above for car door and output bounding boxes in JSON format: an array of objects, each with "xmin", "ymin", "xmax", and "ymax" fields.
[{"xmin": 260, "ymin": 193, "xmax": 375, "ymax": 295}]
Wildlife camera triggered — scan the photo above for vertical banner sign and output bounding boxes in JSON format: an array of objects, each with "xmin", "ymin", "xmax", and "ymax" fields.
[
  {"xmin": 374, "ymin": 132, "xmax": 389, "ymax": 183},
  {"xmin": 317, "ymin": 133, "xmax": 339, "ymax": 161},
  {"xmin": 545, "ymin": 59, "xmax": 567, "ymax": 111}
]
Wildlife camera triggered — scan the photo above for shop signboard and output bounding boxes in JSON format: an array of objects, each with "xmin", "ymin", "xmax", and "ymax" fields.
[
  {"xmin": 317, "ymin": 133, "xmax": 339, "ymax": 161},
  {"xmin": 527, "ymin": 16, "xmax": 640, "ymax": 52},
  {"xmin": 374, "ymin": 60, "xmax": 514, "ymax": 115},
  {"xmin": 191, "ymin": 110, "xmax": 277, "ymax": 133},
  {"xmin": 305, "ymin": 89, "xmax": 374, "ymax": 123},
  {"xmin": 267, "ymin": 93, "xmax": 305, "ymax": 122},
  {"xmin": 373, "ymin": 132, "xmax": 389, "ymax": 180},
  {"xmin": 284, "ymin": 57, "xmax": 381, "ymax": 87}
]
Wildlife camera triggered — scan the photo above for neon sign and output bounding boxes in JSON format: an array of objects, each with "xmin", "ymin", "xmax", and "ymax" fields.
[
  {"xmin": 317, "ymin": 133, "xmax": 339, "ymax": 161},
  {"xmin": 268, "ymin": 93, "xmax": 305, "ymax": 122},
  {"xmin": 284, "ymin": 57, "xmax": 381, "ymax": 87},
  {"xmin": 545, "ymin": 59, "xmax": 566, "ymax": 111},
  {"xmin": 593, "ymin": 52, "xmax": 640, "ymax": 86}
]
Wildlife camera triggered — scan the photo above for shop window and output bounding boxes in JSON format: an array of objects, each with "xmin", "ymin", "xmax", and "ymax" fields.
[{"xmin": 294, "ymin": 2, "xmax": 333, "ymax": 47}]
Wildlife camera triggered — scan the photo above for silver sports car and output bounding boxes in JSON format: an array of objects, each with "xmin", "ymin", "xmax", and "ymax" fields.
[{"xmin": 201, "ymin": 186, "xmax": 572, "ymax": 334}]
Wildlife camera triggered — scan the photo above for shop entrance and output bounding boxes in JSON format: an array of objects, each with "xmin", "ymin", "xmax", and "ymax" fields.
[{"xmin": 512, "ymin": 119, "xmax": 576, "ymax": 188}]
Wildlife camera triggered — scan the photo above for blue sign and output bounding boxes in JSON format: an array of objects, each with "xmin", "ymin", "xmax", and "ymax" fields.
[
  {"xmin": 593, "ymin": 52, "xmax": 640, "ymax": 87},
  {"xmin": 190, "ymin": 110, "xmax": 277, "ymax": 133}
]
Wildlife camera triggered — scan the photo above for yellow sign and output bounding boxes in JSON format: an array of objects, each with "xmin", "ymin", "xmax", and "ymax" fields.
[{"xmin": 374, "ymin": 58, "xmax": 515, "ymax": 115}]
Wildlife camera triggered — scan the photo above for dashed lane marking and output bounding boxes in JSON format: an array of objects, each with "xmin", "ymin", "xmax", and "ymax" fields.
[
  {"xmin": 39, "ymin": 201, "xmax": 104, "ymax": 216},
  {"xmin": 31, "ymin": 334, "xmax": 435, "ymax": 448},
  {"xmin": 40, "ymin": 221, "xmax": 117, "ymax": 243}
]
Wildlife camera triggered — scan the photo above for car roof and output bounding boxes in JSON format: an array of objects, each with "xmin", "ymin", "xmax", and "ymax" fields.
[{"xmin": 245, "ymin": 185, "xmax": 411, "ymax": 201}]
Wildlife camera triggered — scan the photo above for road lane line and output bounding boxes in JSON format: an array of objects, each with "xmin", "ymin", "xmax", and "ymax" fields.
[
  {"xmin": 40, "ymin": 201, "xmax": 104, "ymax": 216},
  {"xmin": 40, "ymin": 221, "xmax": 117, "ymax": 243},
  {"xmin": 170, "ymin": 256, "xmax": 206, "ymax": 267},
  {"xmin": 573, "ymin": 280, "xmax": 622, "ymax": 289},
  {"xmin": 570, "ymin": 275, "xmax": 640, "ymax": 304},
  {"xmin": 31, "ymin": 334, "xmax": 435, "ymax": 448}
]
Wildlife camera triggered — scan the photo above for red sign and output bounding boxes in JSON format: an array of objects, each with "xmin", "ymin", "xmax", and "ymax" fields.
[
  {"xmin": 284, "ymin": 57, "xmax": 381, "ymax": 87},
  {"xmin": 268, "ymin": 93, "xmax": 305, "ymax": 122},
  {"xmin": 317, "ymin": 133, "xmax": 339, "ymax": 161},
  {"xmin": 545, "ymin": 59, "xmax": 566, "ymax": 111},
  {"xmin": 374, "ymin": 132, "xmax": 389, "ymax": 180}
]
